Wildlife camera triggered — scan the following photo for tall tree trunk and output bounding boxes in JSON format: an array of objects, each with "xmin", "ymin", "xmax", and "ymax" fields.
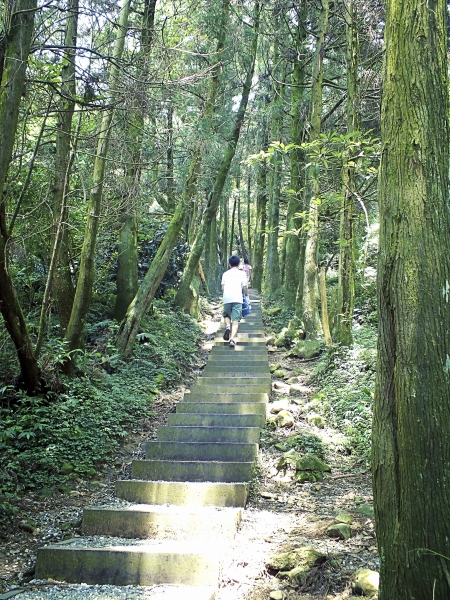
[
  {"xmin": 51, "ymin": 0, "xmax": 78, "ymax": 334},
  {"xmin": 229, "ymin": 188, "xmax": 237, "ymax": 255},
  {"xmin": 220, "ymin": 193, "xmax": 228, "ymax": 270},
  {"xmin": 246, "ymin": 173, "xmax": 252, "ymax": 258},
  {"xmin": 372, "ymin": 0, "xmax": 450, "ymax": 596},
  {"xmin": 174, "ymin": 5, "xmax": 260, "ymax": 312},
  {"xmin": 335, "ymin": 0, "xmax": 359, "ymax": 346},
  {"xmin": 263, "ymin": 31, "xmax": 283, "ymax": 296},
  {"xmin": 114, "ymin": 0, "xmax": 157, "ymax": 321},
  {"xmin": 64, "ymin": 0, "xmax": 131, "ymax": 359},
  {"xmin": 0, "ymin": 0, "xmax": 39, "ymax": 393},
  {"xmin": 238, "ymin": 185, "xmax": 248, "ymax": 261},
  {"xmin": 252, "ymin": 122, "xmax": 268, "ymax": 293},
  {"xmin": 284, "ymin": 2, "xmax": 307, "ymax": 310},
  {"xmin": 300, "ymin": 0, "xmax": 329, "ymax": 336}
]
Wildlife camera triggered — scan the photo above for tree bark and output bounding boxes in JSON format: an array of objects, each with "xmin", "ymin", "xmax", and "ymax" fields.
[
  {"xmin": 113, "ymin": 0, "xmax": 157, "ymax": 321},
  {"xmin": 284, "ymin": 2, "xmax": 307, "ymax": 310},
  {"xmin": 0, "ymin": 0, "xmax": 39, "ymax": 393},
  {"xmin": 300, "ymin": 0, "xmax": 329, "ymax": 337},
  {"xmin": 335, "ymin": 0, "xmax": 359, "ymax": 346},
  {"xmin": 51, "ymin": 0, "xmax": 78, "ymax": 333},
  {"xmin": 372, "ymin": 0, "xmax": 450, "ymax": 595},
  {"xmin": 252, "ymin": 118, "xmax": 268, "ymax": 293}
]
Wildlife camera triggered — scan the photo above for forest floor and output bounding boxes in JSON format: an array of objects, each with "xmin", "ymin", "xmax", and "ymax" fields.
[{"xmin": 0, "ymin": 301, "xmax": 379, "ymax": 600}]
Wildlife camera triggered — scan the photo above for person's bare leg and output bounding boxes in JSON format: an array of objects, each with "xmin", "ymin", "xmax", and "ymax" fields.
[{"xmin": 231, "ymin": 321, "xmax": 239, "ymax": 340}]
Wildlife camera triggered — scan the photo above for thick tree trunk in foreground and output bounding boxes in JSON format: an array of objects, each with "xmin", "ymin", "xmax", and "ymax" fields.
[
  {"xmin": 372, "ymin": 0, "xmax": 450, "ymax": 595},
  {"xmin": 0, "ymin": 0, "xmax": 39, "ymax": 393}
]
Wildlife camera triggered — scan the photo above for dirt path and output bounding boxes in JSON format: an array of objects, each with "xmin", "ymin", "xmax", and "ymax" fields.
[{"xmin": 0, "ymin": 304, "xmax": 378, "ymax": 599}]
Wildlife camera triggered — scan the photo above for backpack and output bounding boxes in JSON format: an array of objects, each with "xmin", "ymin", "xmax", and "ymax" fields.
[{"xmin": 242, "ymin": 294, "xmax": 251, "ymax": 316}]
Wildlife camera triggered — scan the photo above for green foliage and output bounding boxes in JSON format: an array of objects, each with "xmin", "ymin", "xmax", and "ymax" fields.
[
  {"xmin": 262, "ymin": 294, "xmax": 294, "ymax": 335},
  {"xmin": 311, "ymin": 325, "xmax": 376, "ymax": 463},
  {"xmin": 0, "ymin": 301, "xmax": 201, "ymax": 518},
  {"xmin": 273, "ymin": 432, "xmax": 326, "ymax": 459}
]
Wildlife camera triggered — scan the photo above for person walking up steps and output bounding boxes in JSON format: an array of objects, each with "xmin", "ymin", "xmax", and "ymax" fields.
[{"xmin": 221, "ymin": 255, "xmax": 248, "ymax": 347}]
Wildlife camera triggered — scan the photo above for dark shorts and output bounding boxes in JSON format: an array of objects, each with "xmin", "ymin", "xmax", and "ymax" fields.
[{"xmin": 223, "ymin": 302, "xmax": 242, "ymax": 322}]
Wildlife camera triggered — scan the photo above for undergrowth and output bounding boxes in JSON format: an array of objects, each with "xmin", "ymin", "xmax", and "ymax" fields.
[
  {"xmin": 0, "ymin": 299, "xmax": 201, "ymax": 521},
  {"xmin": 311, "ymin": 325, "xmax": 376, "ymax": 464}
]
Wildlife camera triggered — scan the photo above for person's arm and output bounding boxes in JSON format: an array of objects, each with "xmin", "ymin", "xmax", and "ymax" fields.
[{"xmin": 221, "ymin": 284, "xmax": 225, "ymax": 292}]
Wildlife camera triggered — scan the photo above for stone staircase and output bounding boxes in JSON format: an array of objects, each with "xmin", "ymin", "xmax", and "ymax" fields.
[{"xmin": 35, "ymin": 292, "xmax": 270, "ymax": 599}]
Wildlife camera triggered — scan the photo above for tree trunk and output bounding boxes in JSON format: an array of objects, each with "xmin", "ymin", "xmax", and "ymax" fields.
[
  {"xmin": 284, "ymin": 2, "xmax": 307, "ymax": 310},
  {"xmin": 51, "ymin": 0, "xmax": 78, "ymax": 334},
  {"xmin": 319, "ymin": 267, "xmax": 332, "ymax": 346},
  {"xmin": 229, "ymin": 189, "xmax": 237, "ymax": 255},
  {"xmin": 114, "ymin": 0, "xmax": 157, "ymax": 321},
  {"xmin": 334, "ymin": 0, "xmax": 359, "ymax": 346},
  {"xmin": 64, "ymin": 0, "xmax": 131, "ymax": 358},
  {"xmin": 238, "ymin": 187, "xmax": 248, "ymax": 261},
  {"xmin": 246, "ymin": 173, "xmax": 252, "ymax": 258},
  {"xmin": 252, "ymin": 120, "xmax": 268, "ymax": 293},
  {"xmin": 263, "ymin": 34, "xmax": 283, "ymax": 296},
  {"xmin": 0, "ymin": 0, "xmax": 39, "ymax": 393},
  {"xmin": 300, "ymin": 0, "xmax": 329, "ymax": 337},
  {"xmin": 373, "ymin": 0, "xmax": 450, "ymax": 595}
]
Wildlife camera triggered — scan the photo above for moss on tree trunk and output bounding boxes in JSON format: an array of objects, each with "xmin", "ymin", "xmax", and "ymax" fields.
[{"xmin": 373, "ymin": 0, "xmax": 450, "ymax": 595}]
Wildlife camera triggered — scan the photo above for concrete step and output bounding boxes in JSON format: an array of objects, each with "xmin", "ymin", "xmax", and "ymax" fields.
[
  {"xmin": 195, "ymin": 375, "xmax": 271, "ymax": 385},
  {"xmin": 168, "ymin": 412, "xmax": 265, "ymax": 428},
  {"xmin": 157, "ymin": 425, "xmax": 261, "ymax": 443},
  {"xmin": 212, "ymin": 339, "xmax": 267, "ymax": 346},
  {"xmin": 36, "ymin": 539, "xmax": 223, "ymax": 586},
  {"xmin": 206, "ymin": 356, "xmax": 269, "ymax": 363},
  {"xmin": 131, "ymin": 459, "xmax": 253, "ymax": 482},
  {"xmin": 199, "ymin": 371, "xmax": 270, "ymax": 380},
  {"xmin": 144, "ymin": 440, "xmax": 258, "ymax": 461},
  {"xmin": 115, "ymin": 480, "xmax": 248, "ymax": 507},
  {"xmin": 208, "ymin": 348, "xmax": 268, "ymax": 356},
  {"xmin": 82, "ymin": 504, "xmax": 242, "ymax": 540},
  {"xmin": 177, "ymin": 401, "xmax": 267, "ymax": 416},
  {"xmin": 203, "ymin": 365, "xmax": 270, "ymax": 373},
  {"xmin": 184, "ymin": 392, "xmax": 268, "ymax": 403},
  {"xmin": 190, "ymin": 383, "xmax": 271, "ymax": 395}
]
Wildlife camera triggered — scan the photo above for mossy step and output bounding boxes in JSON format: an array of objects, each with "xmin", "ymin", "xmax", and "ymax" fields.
[
  {"xmin": 35, "ymin": 539, "xmax": 222, "ymax": 586},
  {"xmin": 206, "ymin": 355, "xmax": 269, "ymax": 363},
  {"xmin": 82, "ymin": 505, "xmax": 242, "ymax": 540},
  {"xmin": 157, "ymin": 425, "xmax": 261, "ymax": 443},
  {"xmin": 190, "ymin": 383, "xmax": 271, "ymax": 395},
  {"xmin": 195, "ymin": 375, "xmax": 271, "ymax": 384},
  {"xmin": 203, "ymin": 365, "xmax": 270, "ymax": 373},
  {"xmin": 115, "ymin": 480, "xmax": 248, "ymax": 507},
  {"xmin": 208, "ymin": 348, "xmax": 268, "ymax": 356},
  {"xmin": 168, "ymin": 413, "xmax": 265, "ymax": 428},
  {"xmin": 178, "ymin": 401, "xmax": 266, "ymax": 415},
  {"xmin": 144, "ymin": 441, "xmax": 258, "ymax": 461},
  {"xmin": 184, "ymin": 392, "xmax": 268, "ymax": 403},
  {"xmin": 212, "ymin": 339, "xmax": 267, "ymax": 346},
  {"xmin": 131, "ymin": 459, "xmax": 254, "ymax": 482}
]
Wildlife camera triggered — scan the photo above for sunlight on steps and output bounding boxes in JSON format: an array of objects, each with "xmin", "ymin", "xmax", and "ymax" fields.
[{"xmin": 34, "ymin": 291, "xmax": 270, "ymax": 599}]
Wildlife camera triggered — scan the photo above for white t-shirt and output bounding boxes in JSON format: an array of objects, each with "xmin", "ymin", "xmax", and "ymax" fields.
[{"xmin": 221, "ymin": 268, "xmax": 248, "ymax": 304}]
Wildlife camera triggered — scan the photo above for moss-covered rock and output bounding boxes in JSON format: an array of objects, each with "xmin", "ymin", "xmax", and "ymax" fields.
[
  {"xmin": 277, "ymin": 410, "xmax": 294, "ymax": 428},
  {"xmin": 357, "ymin": 503, "xmax": 375, "ymax": 518},
  {"xmin": 352, "ymin": 568, "xmax": 379, "ymax": 597},
  {"xmin": 307, "ymin": 414, "xmax": 325, "ymax": 428},
  {"xmin": 335, "ymin": 510, "xmax": 353, "ymax": 524},
  {"xmin": 270, "ymin": 363, "xmax": 282, "ymax": 373},
  {"xmin": 266, "ymin": 306, "xmax": 282, "ymax": 315},
  {"xmin": 326, "ymin": 523, "xmax": 351, "ymax": 540},
  {"xmin": 270, "ymin": 399, "xmax": 290, "ymax": 414},
  {"xmin": 288, "ymin": 340, "xmax": 323, "ymax": 359},
  {"xmin": 273, "ymin": 369, "xmax": 287, "ymax": 378},
  {"xmin": 296, "ymin": 454, "xmax": 331, "ymax": 473},
  {"xmin": 267, "ymin": 546, "xmax": 326, "ymax": 575}
]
